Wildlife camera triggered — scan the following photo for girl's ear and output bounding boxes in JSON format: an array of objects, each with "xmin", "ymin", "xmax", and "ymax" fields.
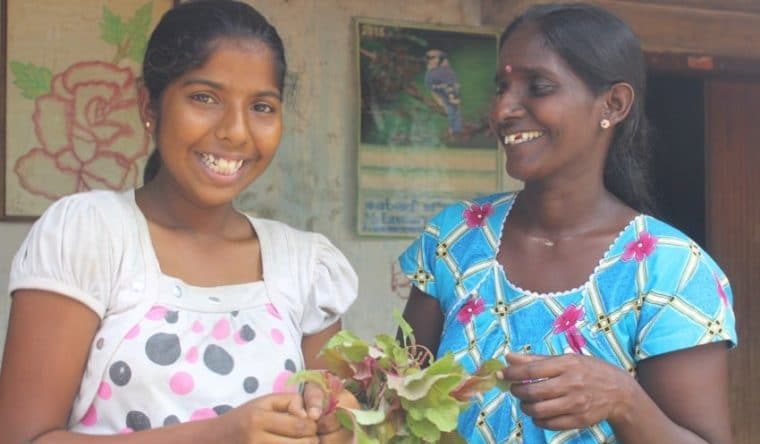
[
  {"xmin": 604, "ymin": 81, "xmax": 635, "ymax": 126},
  {"xmin": 137, "ymin": 85, "xmax": 156, "ymax": 130}
]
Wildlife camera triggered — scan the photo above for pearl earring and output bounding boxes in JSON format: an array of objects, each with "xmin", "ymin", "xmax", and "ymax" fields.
[
  {"xmin": 600, "ymin": 119, "xmax": 610, "ymax": 129},
  {"xmin": 145, "ymin": 121, "xmax": 151, "ymax": 129}
]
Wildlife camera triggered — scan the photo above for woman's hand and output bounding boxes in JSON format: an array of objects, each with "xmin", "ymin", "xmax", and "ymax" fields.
[
  {"xmin": 302, "ymin": 382, "xmax": 358, "ymax": 444},
  {"xmin": 499, "ymin": 352, "xmax": 634, "ymax": 431}
]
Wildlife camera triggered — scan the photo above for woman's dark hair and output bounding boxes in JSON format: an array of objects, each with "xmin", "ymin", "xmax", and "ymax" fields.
[
  {"xmin": 500, "ymin": 3, "xmax": 656, "ymax": 214},
  {"xmin": 142, "ymin": 0, "xmax": 287, "ymax": 183}
]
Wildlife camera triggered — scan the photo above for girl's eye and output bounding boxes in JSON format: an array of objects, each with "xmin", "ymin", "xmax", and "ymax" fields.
[
  {"xmin": 252, "ymin": 103, "xmax": 275, "ymax": 113},
  {"xmin": 190, "ymin": 93, "xmax": 217, "ymax": 104}
]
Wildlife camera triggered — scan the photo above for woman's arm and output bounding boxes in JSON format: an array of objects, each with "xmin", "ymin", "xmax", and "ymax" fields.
[
  {"xmin": 0, "ymin": 290, "xmax": 318, "ymax": 444},
  {"xmin": 399, "ymin": 286, "xmax": 444, "ymax": 361},
  {"xmin": 503, "ymin": 342, "xmax": 733, "ymax": 444}
]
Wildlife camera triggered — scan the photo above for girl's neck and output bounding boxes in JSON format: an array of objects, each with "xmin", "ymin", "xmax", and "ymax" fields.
[{"xmin": 136, "ymin": 180, "xmax": 243, "ymax": 237}]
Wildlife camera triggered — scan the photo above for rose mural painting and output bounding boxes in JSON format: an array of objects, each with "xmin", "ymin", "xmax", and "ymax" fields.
[{"xmin": 3, "ymin": 1, "xmax": 173, "ymax": 218}]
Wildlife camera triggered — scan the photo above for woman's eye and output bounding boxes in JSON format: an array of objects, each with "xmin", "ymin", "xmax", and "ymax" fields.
[
  {"xmin": 530, "ymin": 81, "xmax": 554, "ymax": 96},
  {"xmin": 190, "ymin": 93, "xmax": 217, "ymax": 104}
]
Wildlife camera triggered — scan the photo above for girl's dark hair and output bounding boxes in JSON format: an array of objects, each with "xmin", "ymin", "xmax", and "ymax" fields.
[
  {"xmin": 142, "ymin": 0, "xmax": 287, "ymax": 183},
  {"xmin": 500, "ymin": 3, "xmax": 656, "ymax": 214}
]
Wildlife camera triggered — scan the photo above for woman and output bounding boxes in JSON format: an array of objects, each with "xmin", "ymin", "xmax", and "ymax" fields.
[{"xmin": 399, "ymin": 4, "xmax": 736, "ymax": 443}]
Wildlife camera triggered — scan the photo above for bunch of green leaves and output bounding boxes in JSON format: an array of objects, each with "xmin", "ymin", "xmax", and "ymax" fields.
[{"xmin": 291, "ymin": 313, "xmax": 510, "ymax": 443}]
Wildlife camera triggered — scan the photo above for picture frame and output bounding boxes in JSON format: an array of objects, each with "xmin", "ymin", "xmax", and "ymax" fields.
[
  {"xmin": 1, "ymin": 0, "xmax": 176, "ymax": 220},
  {"xmin": 354, "ymin": 17, "xmax": 521, "ymax": 237}
]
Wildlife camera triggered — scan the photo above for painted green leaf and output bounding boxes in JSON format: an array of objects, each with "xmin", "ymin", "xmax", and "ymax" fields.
[
  {"xmin": 9, "ymin": 62, "xmax": 51, "ymax": 99},
  {"xmin": 125, "ymin": 1, "xmax": 153, "ymax": 62},
  {"xmin": 100, "ymin": 6, "xmax": 125, "ymax": 45}
]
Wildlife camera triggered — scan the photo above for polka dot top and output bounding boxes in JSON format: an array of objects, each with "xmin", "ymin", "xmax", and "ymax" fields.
[{"xmin": 9, "ymin": 190, "xmax": 358, "ymax": 434}]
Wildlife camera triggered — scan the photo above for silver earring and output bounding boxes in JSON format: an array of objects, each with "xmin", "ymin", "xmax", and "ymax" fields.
[{"xmin": 600, "ymin": 119, "xmax": 610, "ymax": 129}]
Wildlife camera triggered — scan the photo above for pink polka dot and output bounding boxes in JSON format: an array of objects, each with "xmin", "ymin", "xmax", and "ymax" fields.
[
  {"xmin": 234, "ymin": 331, "xmax": 246, "ymax": 345},
  {"xmin": 186, "ymin": 346, "xmax": 199, "ymax": 363},
  {"xmin": 170, "ymin": 371, "xmax": 195, "ymax": 395},
  {"xmin": 97, "ymin": 382, "xmax": 112, "ymax": 400},
  {"xmin": 212, "ymin": 319, "xmax": 230, "ymax": 340},
  {"xmin": 146, "ymin": 305, "xmax": 167, "ymax": 320},
  {"xmin": 190, "ymin": 408, "xmax": 217, "ymax": 421},
  {"xmin": 270, "ymin": 328, "xmax": 284, "ymax": 345},
  {"xmin": 80, "ymin": 404, "xmax": 97, "ymax": 426},
  {"xmin": 192, "ymin": 320, "xmax": 204, "ymax": 333},
  {"xmin": 272, "ymin": 370, "xmax": 297, "ymax": 393},
  {"xmin": 266, "ymin": 303, "xmax": 282, "ymax": 319},
  {"xmin": 124, "ymin": 324, "xmax": 140, "ymax": 340},
  {"xmin": 120, "ymin": 428, "xmax": 134, "ymax": 434}
]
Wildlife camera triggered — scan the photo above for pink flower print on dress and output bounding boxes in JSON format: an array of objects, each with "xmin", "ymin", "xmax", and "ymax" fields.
[
  {"xmin": 457, "ymin": 298, "xmax": 485, "ymax": 324},
  {"xmin": 464, "ymin": 202, "xmax": 493, "ymax": 228},
  {"xmin": 622, "ymin": 231, "xmax": 658, "ymax": 262},
  {"xmin": 145, "ymin": 305, "xmax": 167, "ymax": 320},
  {"xmin": 715, "ymin": 274, "xmax": 729, "ymax": 306},
  {"xmin": 552, "ymin": 304, "xmax": 586, "ymax": 354}
]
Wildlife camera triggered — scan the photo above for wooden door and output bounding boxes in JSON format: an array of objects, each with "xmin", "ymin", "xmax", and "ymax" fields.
[{"xmin": 705, "ymin": 79, "xmax": 760, "ymax": 444}]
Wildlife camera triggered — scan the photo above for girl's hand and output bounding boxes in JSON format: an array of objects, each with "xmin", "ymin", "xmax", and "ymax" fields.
[
  {"xmin": 227, "ymin": 392, "xmax": 319, "ymax": 444},
  {"xmin": 302, "ymin": 382, "xmax": 358, "ymax": 444},
  {"xmin": 499, "ymin": 352, "xmax": 634, "ymax": 431}
]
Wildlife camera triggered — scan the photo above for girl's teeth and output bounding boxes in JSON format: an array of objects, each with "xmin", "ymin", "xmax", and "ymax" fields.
[{"xmin": 199, "ymin": 153, "xmax": 244, "ymax": 175}]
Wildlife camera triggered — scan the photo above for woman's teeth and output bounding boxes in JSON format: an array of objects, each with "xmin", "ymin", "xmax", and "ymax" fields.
[
  {"xmin": 199, "ymin": 153, "xmax": 244, "ymax": 175},
  {"xmin": 502, "ymin": 131, "xmax": 543, "ymax": 146}
]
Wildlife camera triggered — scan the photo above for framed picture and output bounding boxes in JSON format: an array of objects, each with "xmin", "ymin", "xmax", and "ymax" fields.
[
  {"xmin": 1, "ymin": 0, "xmax": 176, "ymax": 220},
  {"xmin": 355, "ymin": 18, "xmax": 521, "ymax": 237}
]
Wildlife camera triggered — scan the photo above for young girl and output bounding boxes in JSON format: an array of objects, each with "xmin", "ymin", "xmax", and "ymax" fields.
[
  {"xmin": 0, "ymin": 1, "xmax": 356, "ymax": 443},
  {"xmin": 399, "ymin": 3, "xmax": 736, "ymax": 444}
]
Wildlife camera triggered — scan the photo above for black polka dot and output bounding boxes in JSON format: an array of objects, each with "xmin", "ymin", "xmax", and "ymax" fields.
[
  {"xmin": 165, "ymin": 311, "xmax": 179, "ymax": 323},
  {"xmin": 126, "ymin": 411, "xmax": 151, "ymax": 431},
  {"xmin": 145, "ymin": 333, "xmax": 181, "ymax": 366},
  {"xmin": 284, "ymin": 359, "xmax": 297, "ymax": 372},
  {"xmin": 243, "ymin": 376, "xmax": 259, "ymax": 394},
  {"xmin": 109, "ymin": 361, "xmax": 132, "ymax": 386},
  {"xmin": 231, "ymin": 310, "xmax": 239, "ymax": 317},
  {"xmin": 203, "ymin": 344, "xmax": 234, "ymax": 375},
  {"xmin": 213, "ymin": 405, "xmax": 233, "ymax": 415},
  {"xmin": 163, "ymin": 415, "xmax": 180, "ymax": 426},
  {"xmin": 239, "ymin": 325, "xmax": 255, "ymax": 342}
]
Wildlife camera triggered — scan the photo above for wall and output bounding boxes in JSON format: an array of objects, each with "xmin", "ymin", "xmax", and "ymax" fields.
[{"xmin": 0, "ymin": 0, "xmax": 484, "ymax": 362}]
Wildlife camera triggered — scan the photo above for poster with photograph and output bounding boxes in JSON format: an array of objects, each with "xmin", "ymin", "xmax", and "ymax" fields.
[{"xmin": 355, "ymin": 18, "xmax": 521, "ymax": 237}]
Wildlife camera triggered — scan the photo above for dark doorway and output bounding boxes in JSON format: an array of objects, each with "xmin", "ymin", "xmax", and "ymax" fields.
[{"xmin": 645, "ymin": 75, "xmax": 706, "ymax": 247}]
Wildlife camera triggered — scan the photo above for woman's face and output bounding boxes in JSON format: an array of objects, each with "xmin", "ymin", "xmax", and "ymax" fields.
[
  {"xmin": 150, "ymin": 38, "xmax": 283, "ymax": 208},
  {"xmin": 491, "ymin": 24, "xmax": 608, "ymax": 184}
]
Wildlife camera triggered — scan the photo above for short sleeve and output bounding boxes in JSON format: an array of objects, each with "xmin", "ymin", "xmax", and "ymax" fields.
[
  {"xmin": 635, "ymin": 246, "xmax": 737, "ymax": 360},
  {"xmin": 8, "ymin": 193, "xmax": 117, "ymax": 318},
  {"xmin": 398, "ymin": 216, "xmax": 441, "ymax": 299},
  {"xmin": 300, "ymin": 234, "xmax": 358, "ymax": 335}
]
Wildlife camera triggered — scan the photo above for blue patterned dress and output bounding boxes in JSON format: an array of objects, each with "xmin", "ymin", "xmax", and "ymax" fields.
[{"xmin": 398, "ymin": 192, "xmax": 737, "ymax": 444}]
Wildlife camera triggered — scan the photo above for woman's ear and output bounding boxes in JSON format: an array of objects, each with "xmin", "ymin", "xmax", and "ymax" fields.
[
  {"xmin": 137, "ymin": 86, "xmax": 156, "ymax": 130},
  {"xmin": 604, "ymin": 82, "xmax": 635, "ymax": 126}
]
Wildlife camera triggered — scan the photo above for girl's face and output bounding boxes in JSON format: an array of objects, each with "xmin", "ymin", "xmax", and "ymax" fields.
[
  {"xmin": 491, "ymin": 24, "xmax": 608, "ymax": 184},
  {"xmin": 149, "ymin": 38, "xmax": 283, "ymax": 208}
]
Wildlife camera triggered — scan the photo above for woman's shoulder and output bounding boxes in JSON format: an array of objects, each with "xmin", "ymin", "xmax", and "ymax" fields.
[{"xmin": 44, "ymin": 189, "xmax": 135, "ymax": 219}]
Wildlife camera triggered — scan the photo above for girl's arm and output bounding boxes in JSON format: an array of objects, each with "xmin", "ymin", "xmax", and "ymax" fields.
[{"xmin": 0, "ymin": 290, "xmax": 318, "ymax": 444}]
